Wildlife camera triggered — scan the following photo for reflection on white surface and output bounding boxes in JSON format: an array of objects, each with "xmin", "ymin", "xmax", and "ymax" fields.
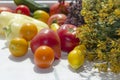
[{"xmin": 0, "ymin": 39, "xmax": 120, "ymax": 80}]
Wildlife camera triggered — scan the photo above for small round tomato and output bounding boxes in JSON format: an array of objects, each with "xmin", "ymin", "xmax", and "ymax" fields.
[
  {"xmin": 47, "ymin": 14, "xmax": 67, "ymax": 26},
  {"xmin": 9, "ymin": 37, "xmax": 28, "ymax": 57},
  {"xmin": 34, "ymin": 45, "xmax": 54, "ymax": 68},
  {"xmin": 50, "ymin": 23, "xmax": 60, "ymax": 31},
  {"xmin": 20, "ymin": 22, "xmax": 38, "ymax": 41},
  {"xmin": 15, "ymin": 5, "xmax": 30, "ymax": 16},
  {"xmin": 0, "ymin": 7, "xmax": 13, "ymax": 13},
  {"xmin": 33, "ymin": 10, "xmax": 50, "ymax": 23}
]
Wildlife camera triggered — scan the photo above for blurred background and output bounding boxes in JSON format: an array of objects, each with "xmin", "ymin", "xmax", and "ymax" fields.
[{"xmin": 0, "ymin": 0, "xmax": 70, "ymax": 1}]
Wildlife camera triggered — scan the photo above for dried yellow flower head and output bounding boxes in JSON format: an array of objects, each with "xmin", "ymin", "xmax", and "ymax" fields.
[{"xmin": 77, "ymin": 0, "xmax": 120, "ymax": 73}]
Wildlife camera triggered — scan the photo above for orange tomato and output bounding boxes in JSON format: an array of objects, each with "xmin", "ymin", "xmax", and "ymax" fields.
[
  {"xmin": 9, "ymin": 37, "xmax": 28, "ymax": 57},
  {"xmin": 34, "ymin": 45, "xmax": 54, "ymax": 68},
  {"xmin": 20, "ymin": 22, "xmax": 38, "ymax": 41},
  {"xmin": 33, "ymin": 10, "xmax": 50, "ymax": 23}
]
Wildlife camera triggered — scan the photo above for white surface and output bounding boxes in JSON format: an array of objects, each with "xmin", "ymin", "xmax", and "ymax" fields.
[
  {"xmin": 0, "ymin": 1, "xmax": 120, "ymax": 80},
  {"xmin": 0, "ymin": 38, "xmax": 120, "ymax": 80}
]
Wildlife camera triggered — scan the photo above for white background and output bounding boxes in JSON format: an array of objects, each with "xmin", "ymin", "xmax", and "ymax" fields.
[
  {"xmin": 0, "ymin": 39, "xmax": 89, "ymax": 80},
  {"xmin": 0, "ymin": 38, "xmax": 120, "ymax": 80}
]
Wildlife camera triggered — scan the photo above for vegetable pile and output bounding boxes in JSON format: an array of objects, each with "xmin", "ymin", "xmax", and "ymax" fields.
[
  {"xmin": 0, "ymin": 0, "xmax": 120, "ymax": 74},
  {"xmin": 0, "ymin": 0, "xmax": 81, "ymax": 69}
]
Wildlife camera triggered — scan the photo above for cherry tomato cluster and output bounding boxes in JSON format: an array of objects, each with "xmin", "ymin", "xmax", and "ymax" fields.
[
  {"xmin": 0, "ymin": 5, "xmax": 30, "ymax": 16},
  {"xmin": 6, "ymin": 1, "xmax": 83, "ymax": 70}
]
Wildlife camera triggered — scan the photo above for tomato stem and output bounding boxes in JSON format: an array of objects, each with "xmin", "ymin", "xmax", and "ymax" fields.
[{"xmin": 58, "ymin": 0, "xmax": 65, "ymax": 5}]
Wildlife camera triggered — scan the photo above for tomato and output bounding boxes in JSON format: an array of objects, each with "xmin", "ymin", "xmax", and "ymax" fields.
[
  {"xmin": 47, "ymin": 14, "xmax": 67, "ymax": 26},
  {"xmin": 50, "ymin": 23, "xmax": 60, "ymax": 31},
  {"xmin": 9, "ymin": 37, "xmax": 28, "ymax": 57},
  {"xmin": 20, "ymin": 22, "xmax": 38, "ymax": 41},
  {"xmin": 30, "ymin": 28, "xmax": 61, "ymax": 59},
  {"xmin": 50, "ymin": 2, "xmax": 69, "ymax": 15},
  {"xmin": 0, "ymin": 7, "xmax": 13, "ymax": 13},
  {"xmin": 57, "ymin": 24, "xmax": 80, "ymax": 52},
  {"xmin": 34, "ymin": 45, "xmax": 54, "ymax": 68},
  {"xmin": 15, "ymin": 5, "xmax": 30, "ymax": 16},
  {"xmin": 68, "ymin": 49, "xmax": 85, "ymax": 70},
  {"xmin": 33, "ymin": 10, "xmax": 50, "ymax": 23}
]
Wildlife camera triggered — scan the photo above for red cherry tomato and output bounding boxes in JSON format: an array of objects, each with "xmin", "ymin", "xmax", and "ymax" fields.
[
  {"xmin": 47, "ymin": 14, "xmax": 67, "ymax": 26},
  {"xmin": 15, "ymin": 5, "xmax": 30, "ymax": 16},
  {"xmin": 0, "ymin": 7, "xmax": 13, "ymax": 13}
]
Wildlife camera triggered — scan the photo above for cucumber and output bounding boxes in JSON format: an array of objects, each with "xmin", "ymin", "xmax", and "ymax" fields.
[{"xmin": 13, "ymin": 0, "xmax": 49, "ymax": 13}]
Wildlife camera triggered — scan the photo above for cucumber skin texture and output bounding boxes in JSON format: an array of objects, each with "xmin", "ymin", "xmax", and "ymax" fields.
[{"xmin": 14, "ymin": 0, "xmax": 49, "ymax": 13}]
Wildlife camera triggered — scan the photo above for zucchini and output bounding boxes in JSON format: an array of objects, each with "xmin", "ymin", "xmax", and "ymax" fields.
[{"xmin": 13, "ymin": 0, "xmax": 49, "ymax": 13}]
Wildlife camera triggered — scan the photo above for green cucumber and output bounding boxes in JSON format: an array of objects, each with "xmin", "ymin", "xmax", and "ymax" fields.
[{"xmin": 13, "ymin": 0, "xmax": 49, "ymax": 13}]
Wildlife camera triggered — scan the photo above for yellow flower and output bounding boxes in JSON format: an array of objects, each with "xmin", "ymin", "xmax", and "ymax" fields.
[
  {"xmin": 80, "ymin": 9, "xmax": 87, "ymax": 16},
  {"xmin": 108, "ymin": 0, "xmax": 114, "ymax": 9},
  {"xmin": 99, "ymin": 13, "xmax": 108, "ymax": 18},
  {"xmin": 116, "ymin": 29, "xmax": 120, "ymax": 36},
  {"xmin": 110, "ymin": 63, "xmax": 120, "ymax": 73},
  {"xmin": 114, "ymin": 9, "xmax": 120, "ymax": 16},
  {"xmin": 77, "ymin": 0, "xmax": 120, "ymax": 73},
  {"xmin": 108, "ymin": 17, "xmax": 115, "ymax": 24}
]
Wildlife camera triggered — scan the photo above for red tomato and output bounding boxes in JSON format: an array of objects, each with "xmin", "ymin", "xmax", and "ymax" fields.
[
  {"xmin": 47, "ymin": 14, "xmax": 67, "ymax": 26},
  {"xmin": 57, "ymin": 24, "xmax": 80, "ymax": 52},
  {"xmin": 15, "ymin": 5, "xmax": 30, "ymax": 16},
  {"xmin": 0, "ymin": 7, "xmax": 13, "ymax": 13},
  {"xmin": 30, "ymin": 28, "xmax": 61, "ymax": 59},
  {"xmin": 50, "ymin": 2, "xmax": 69, "ymax": 16}
]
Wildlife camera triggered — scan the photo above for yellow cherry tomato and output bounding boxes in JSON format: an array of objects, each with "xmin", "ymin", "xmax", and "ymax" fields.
[
  {"xmin": 20, "ymin": 22, "xmax": 38, "ymax": 41},
  {"xmin": 68, "ymin": 49, "xmax": 85, "ymax": 70},
  {"xmin": 50, "ymin": 23, "xmax": 60, "ymax": 31},
  {"xmin": 33, "ymin": 10, "xmax": 50, "ymax": 23},
  {"xmin": 9, "ymin": 37, "xmax": 28, "ymax": 57}
]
